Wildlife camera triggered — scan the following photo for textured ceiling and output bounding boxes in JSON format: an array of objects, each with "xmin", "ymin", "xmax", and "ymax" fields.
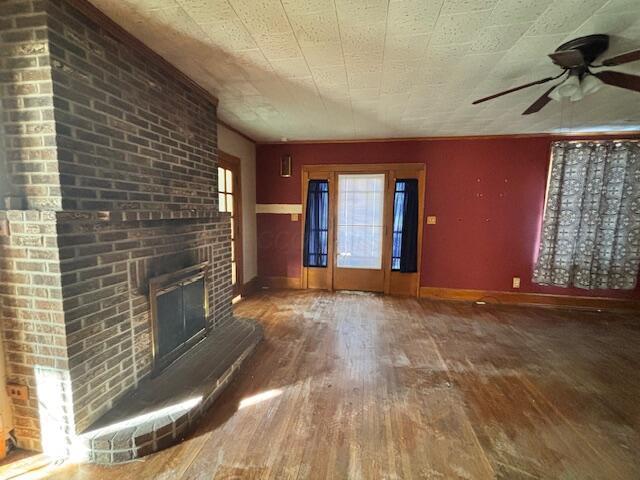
[{"xmin": 88, "ymin": 0, "xmax": 640, "ymax": 142}]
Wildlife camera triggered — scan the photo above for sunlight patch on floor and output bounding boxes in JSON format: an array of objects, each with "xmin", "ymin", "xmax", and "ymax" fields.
[
  {"xmin": 238, "ymin": 389, "xmax": 282, "ymax": 409},
  {"xmin": 0, "ymin": 453, "xmax": 69, "ymax": 480}
]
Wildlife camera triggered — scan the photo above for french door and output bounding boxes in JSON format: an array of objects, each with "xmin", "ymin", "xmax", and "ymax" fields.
[
  {"xmin": 218, "ymin": 152, "xmax": 243, "ymax": 297},
  {"xmin": 333, "ymin": 173, "xmax": 386, "ymax": 292},
  {"xmin": 301, "ymin": 164, "xmax": 425, "ymax": 296}
]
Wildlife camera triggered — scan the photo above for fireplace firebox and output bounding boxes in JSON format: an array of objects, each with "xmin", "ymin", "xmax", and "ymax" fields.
[{"xmin": 149, "ymin": 262, "xmax": 209, "ymax": 373}]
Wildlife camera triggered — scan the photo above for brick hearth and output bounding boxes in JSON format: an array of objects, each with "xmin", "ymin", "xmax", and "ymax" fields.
[
  {"xmin": 0, "ymin": 0, "xmax": 257, "ymax": 460},
  {"xmin": 79, "ymin": 317, "xmax": 262, "ymax": 464}
]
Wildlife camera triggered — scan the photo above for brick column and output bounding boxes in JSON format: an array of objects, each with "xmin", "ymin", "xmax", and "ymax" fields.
[
  {"xmin": 1, "ymin": 0, "xmax": 70, "ymax": 452},
  {"xmin": 0, "ymin": 0, "xmax": 61, "ymax": 211},
  {"xmin": 1, "ymin": 0, "xmax": 231, "ymax": 456},
  {"xmin": 0, "ymin": 211, "xmax": 72, "ymax": 452}
]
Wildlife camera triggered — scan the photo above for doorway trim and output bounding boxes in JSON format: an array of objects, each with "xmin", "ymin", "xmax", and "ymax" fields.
[{"xmin": 301, "ymin": 163, "xmax": 425, "ymax": 296}]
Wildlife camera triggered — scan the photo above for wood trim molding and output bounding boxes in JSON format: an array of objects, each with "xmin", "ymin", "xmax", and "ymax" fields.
[
  {"xmin": 419, "ymin": 287, "xmax": 640, "ymax": 311},
  {"xmin": 66, "ymin": 0, "xmax": 218, "ymax": 107},
  {"xmin": 218, "ymin": 150, "xmax": 242, "ymax": 168},
  {"xmin": 258, "ymin": 131, "xmax": 640, "ymax": 146},
  {"xmin": 260, "ymin": 276, "xmax": 302, "ymax": 290},
  {"xmin": 218, "ymin": 120, "xmax": 256, "ymax": 144},
  {"xmin": 256, "ymin": 204, "xmax": 302, "ymax": 214},
  {"xmin": 303, "ymin": 163, "xmax": 425, "ymax": 174},
  {"xmin": 300, "ymin": 163, "xmax": 426, "ymax": 295}
]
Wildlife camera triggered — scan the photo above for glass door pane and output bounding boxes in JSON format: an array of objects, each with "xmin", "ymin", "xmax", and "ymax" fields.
[
  {"xmin": 218, "ymin": 167, "xmax": 227, "ymax": 213},
  {"xmin": 218, "ymin": 166, "xmax": 237, "ymax": 288},
  {"xmin": 336, "ymin": 174, "xmax": 385, "ymax": 269}
]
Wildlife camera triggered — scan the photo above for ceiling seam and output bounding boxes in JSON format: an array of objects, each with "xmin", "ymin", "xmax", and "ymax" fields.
[
  {"xmin": 332, "ymin": 0, "xmax": 356, "ymax": 137},
  {"xmin": 277, "ymin": 0, "xmax": 330, "ymax": 115},
  {"xmin": 175, "ymin": 0, "xmax": 260, "ymax": 140},
  {"xmin": 377, "ymin": 0, "xmax": 392, "ymax": 132},
  {"xmin": 224, "ymin": 0, "xmax": 292, "ymax": 131}
]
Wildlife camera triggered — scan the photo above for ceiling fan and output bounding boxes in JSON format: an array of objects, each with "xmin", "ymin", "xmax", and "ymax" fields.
[{"xmin": 472, "ymin": 34, "xmax": 640, "ymax": 115}]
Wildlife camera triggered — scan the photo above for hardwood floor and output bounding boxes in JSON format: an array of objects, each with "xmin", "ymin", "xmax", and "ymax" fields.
[{"xmin": 10, "ymin": 290, "xmax": 640, "ymax": 479}]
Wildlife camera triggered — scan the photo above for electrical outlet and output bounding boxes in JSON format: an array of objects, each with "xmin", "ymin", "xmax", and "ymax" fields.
[
  {"xmin": 426, "ymin": 216, "xmax": 437, "ymax": 225},
  {"xmin": 6, "ymin": 384, "xmax": 28, "ymax": 401},
  {"xmin": 290, "ymin": 213, "xmax": 299, "ymax": 222},
  {"xmin": 512, "ymin": 277, "xmax": 521, "ymax": 289}
]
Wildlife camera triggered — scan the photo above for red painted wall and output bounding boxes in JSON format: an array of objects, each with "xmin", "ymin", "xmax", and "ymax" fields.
[{"xmin": 256, "ymin": 136, "xmax": 640, "ymax": 299}]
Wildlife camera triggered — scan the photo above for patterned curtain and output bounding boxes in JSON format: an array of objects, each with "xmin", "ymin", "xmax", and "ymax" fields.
[{"xmin": 533, "ymin": 141, "xmax": 640, "ymax": 290}]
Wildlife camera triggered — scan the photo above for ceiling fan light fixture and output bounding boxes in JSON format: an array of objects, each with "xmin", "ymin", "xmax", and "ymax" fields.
[
  {"xmin": 549, "ymin": 86, "xmax": 564, "ymax": 102},
  {"xmin": 471, "ymin": 35, "xmax": 640, "ymax": 115},
  {"xmin": 555, "ymin": 74, "xmax": 581, "ymax": 98},
  {"xmin": 570, "ymin": 85, "xmax": 584, "ymax": 102},
  {"xmin": 581, "ymin": 74, "xmax": 605, "ymax": 96}
]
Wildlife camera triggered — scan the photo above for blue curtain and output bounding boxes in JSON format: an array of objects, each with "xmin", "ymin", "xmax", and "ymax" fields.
[
  {"xmin": 392, "ymin": 179, "xmax": 419, "ymax": 272},
  {"xmin": 303, "ymin": 180, "xmax": 329, "ymax": 267}
]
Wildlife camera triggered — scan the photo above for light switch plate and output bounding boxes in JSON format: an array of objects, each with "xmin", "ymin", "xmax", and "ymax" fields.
[
  {"xmin": 291, "ymin": 213, "xmax": 299, "ymax": 221},
  {"xmin": 512, "ymin": 277, "xmax": 521, "ymax": 289},
  {"xmin": 426, "ymin": 216, "xmax": 437, "ymax": 225}
]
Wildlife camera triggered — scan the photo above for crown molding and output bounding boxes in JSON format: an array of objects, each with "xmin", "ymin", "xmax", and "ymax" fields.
[
  {"xmin": 218, "ymin": 120, "xmax": 257, "ymax": 144},
  {"xmin": 256, "ymin": 130, "xmax": 640, "ymax": 146}
]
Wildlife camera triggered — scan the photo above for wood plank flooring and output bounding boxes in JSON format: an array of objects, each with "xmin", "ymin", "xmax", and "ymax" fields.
[{"xmin": 8, "ymin": 290, "xmax": 640, "ymax": 479}]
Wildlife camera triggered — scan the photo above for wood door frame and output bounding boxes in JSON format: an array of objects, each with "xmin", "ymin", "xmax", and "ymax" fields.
[
  {"xmin": 384, "ymin": 166, "xmax": 426, "ymax": 296},
  {"xmin": 219, "ymin": 151, "xmax": 243, "ymax": 296},
  {"xmin": 301, "ymin": 170, "xmax": 334, "ymax": 290},
  {"xmin": 301, "ymin": 163, "xmax": 425, "ymax": 296}
]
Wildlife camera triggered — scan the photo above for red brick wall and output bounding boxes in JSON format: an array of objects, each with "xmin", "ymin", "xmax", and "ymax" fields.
[
  {"xmin": 0, "ymin": 0, "xmax": 231, "ymax": 453},
  {"xmin": 0, "ymin": 0, "xmax": 59, "ymax": 211},
  {"xmin": 0, "ymin": 211, "xmax": 68, "ymax": 451}
]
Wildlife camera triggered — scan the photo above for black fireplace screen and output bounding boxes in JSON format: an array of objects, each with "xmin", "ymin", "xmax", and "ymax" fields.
[{"xmin": 151, "ymin": 267, "xmax": 207, "ymax": 372}]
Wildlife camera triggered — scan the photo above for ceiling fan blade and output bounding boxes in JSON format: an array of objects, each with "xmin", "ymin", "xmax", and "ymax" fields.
[
  {"xmin": 602, "ymin": 49, "xmax": 640, "ymax": 66},
  {"xmin": 522, "ymin": 85, "xmax": 557, "ymax": 115},
  {"xmin": 594, "ymin": 70, "xmax": 640, "ymax": 92},
  {"xmin": 472, "ymin": 76, "xmax": 556, "ymax": 105},
  {"xmin": 548, "ymin": 49, "xmax": 584, "ymax": 68}
]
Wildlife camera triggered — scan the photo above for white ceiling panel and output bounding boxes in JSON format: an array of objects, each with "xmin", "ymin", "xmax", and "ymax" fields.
[
  {"xmin": 300, "ymin": 41, "xmax": 344, "ymax": 67},
  {"xmin": 335, "ymin": 0, "xmax": 388, "ymax": 25},
  {"xmin": 431, "ymin": 11, "xmax": 493, "ymax": 45},
  {"xmin": 470, "ymin": 22, "xmax": 532, "ymax": 53},
  {"xmin": 88, "ymin": 0, "xmax": 640, "ymax": 141},
  {"xmin": 203, "ymin": 19, "xmax": 257, "ymax": 50},
  {"xmin": 488, "ymin": 0, "xmax": 554, "ymax": 25},
  {"xmin": 177, "ymin": 0, "xmax": 236, "ymax": 23},
  {"xmin": 269, "ymin": 57, "xmax": 312, "ymax": 78},
  {"xmin": 288, "ymin": 11, "xmax": 341, "ymax": 44},
  {"xmin": 527, "ymin": 0, "xmax": 606, "ymax": 35},
  {"xmin": 441, "ymin": 0, "xmax": 498, "ymax": 14},
  {"xmin": 387, "ymin": 0, "xmax": 443, "ymax": 36}
]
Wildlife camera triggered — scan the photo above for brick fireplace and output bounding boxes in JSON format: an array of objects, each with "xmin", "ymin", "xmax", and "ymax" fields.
[
  {"xmin": 148, "ymin": 262, "xmax": 210, "ymax": 374},
  {"xmin": 0, "ymin": 0, "xmax": 258, "ymax": 460}
]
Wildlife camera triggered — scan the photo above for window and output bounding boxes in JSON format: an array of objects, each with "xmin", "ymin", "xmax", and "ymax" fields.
[
  {"xmin": 391, "ymin": 179, "xmax": 419, "ymax": 273},
  {"xmin": 336, "ymin": 174, "xmax": 385, "ymax": 269},
  {"xmin": 303, "ymin": 180, "xmax": 329, "ymax": 267},
  {"xmin": 392, "ymin": 182, "xmax": 405, "ymax": 271},
  {"xmin": 218, "ymin": 166, "xmax": 237, "ymax": 285}
]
